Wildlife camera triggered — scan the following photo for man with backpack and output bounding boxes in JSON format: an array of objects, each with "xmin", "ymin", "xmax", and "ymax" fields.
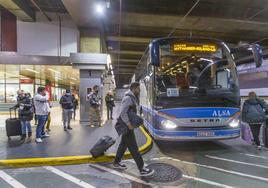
[
  {"xmin": 60, "ymin": 89, "xmax": 75, "ymax": 131},
  {"xmin": 113, "ymin": 82, "xmax": 154, "ymax": 177},
  {"xmin": 89, "ymin": 85, "xmax": 101, "ymax": 127}
]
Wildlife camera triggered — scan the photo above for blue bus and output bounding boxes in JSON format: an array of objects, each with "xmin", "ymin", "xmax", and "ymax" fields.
[{"xmin": 134, "ymin": 37, "xmax": 262, "ymax": 141}]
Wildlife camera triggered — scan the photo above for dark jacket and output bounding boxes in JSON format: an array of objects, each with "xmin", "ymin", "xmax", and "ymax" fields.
[
  {"xmin": 89, "ymin": 92, "xmax": 100, "ymax": 108},
  {"xmin": 15, "ymin": 95, "xmax": 34, "ymax": 121},
  {"xmin": 73, "ymin": 98, "xmax": 78, "ymax": 109},
  {"xmin": 105, "ymin": 94, "xmax": 115, "ymax": 109},
  {"xmin": 242, "ymin": 98, "xmax": 268, "ymax": 124},
  {"xmin": 60, "ymin": 94, "xmax": 75, "ymax": 109},
  {"xmin": 115, "ymin": 90, "xmax": 143, "ymax": 135}
]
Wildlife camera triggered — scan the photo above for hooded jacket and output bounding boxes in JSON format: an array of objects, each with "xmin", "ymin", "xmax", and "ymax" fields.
[
  {"xmin": 119, "ymin": 90, "xmax": 139, "ymax": 125},
  {"xmin": 242, "ymin": 98, "xmax": 268, "ymax": 124}
]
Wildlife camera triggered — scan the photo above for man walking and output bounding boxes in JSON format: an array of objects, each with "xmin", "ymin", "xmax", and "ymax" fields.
[
  {"xmin": 60, "ymin": 89, "xmax": 75, "ymax": 131},
  {"xmin": 89, "ymin": 85, "xmax": 101, "ymax": 127},
  {"xmin": 34, "ymin": 87, "xmax": 50, "ymax": 143},
  {"xmin": 113, "ymin": 82, "xmax": 154, "ymax": 176}
]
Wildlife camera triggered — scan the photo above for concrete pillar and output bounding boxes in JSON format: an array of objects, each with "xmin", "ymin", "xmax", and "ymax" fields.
[
  {"xmin": 73, "ymin": 28, "xmax": 113, "ymax": 124},
  {"xmin": 71, "ymin": 53, "xmax": 107, "ymax": 124}
]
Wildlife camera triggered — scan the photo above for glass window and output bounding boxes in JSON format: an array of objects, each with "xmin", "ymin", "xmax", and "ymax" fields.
[
  {"xmin": 6, "ymin": 84, "xmax": 19, "ymax": 103},
  {"xmin": 5, "ymin": 77, "xmax": 19, "ymax": 84},
  {"xmin": 0, "ymin": 84, "xmax": 5, "ymax": 103},
  {"xmin": 21, "ymin": 84, "xmax": 34, "ymax": 97}
]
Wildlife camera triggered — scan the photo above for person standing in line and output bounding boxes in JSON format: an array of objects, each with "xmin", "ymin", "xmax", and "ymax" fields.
[
  {"xmin": 34, "ymin": 87, "xmax": 50, "ymax": 143},
  {"xmin": 60, "ymin": 89, "xmax": 75, "ymax": 131},
  {"xmin": 242, "ymin": 91, "xmax": 268, "ymax": 149},
  {"xmin": 89, "ymin": 85, "xmax": 101, "ymax": 127},
  {"xmin": 15, "ymin": 92, "xmax": 34, "ymax": 141},
  {"xmin": 105, "ymin": 90, "xmax": 115, "ymax": 120},
  {"xmin": 45, "ymin": 101, "xmax": 52, "ymax": 132},
  {"xmin": 72, "ymin": 94, "xmax": 78, "ymax": 120},
  {"xmin": 113, "ymin": 82, "xmax": 154, "ymax": 176}
]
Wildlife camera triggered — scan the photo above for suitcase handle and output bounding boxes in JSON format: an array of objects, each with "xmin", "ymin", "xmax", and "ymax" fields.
[{"xmin": 9, "ymin": 107, "xmax": 17, "ymax": 119}]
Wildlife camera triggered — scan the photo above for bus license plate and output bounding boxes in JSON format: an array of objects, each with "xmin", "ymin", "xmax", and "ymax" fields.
[{"xmin": 197, "ymin": 131, "xmax": 215, "ymax": 137}]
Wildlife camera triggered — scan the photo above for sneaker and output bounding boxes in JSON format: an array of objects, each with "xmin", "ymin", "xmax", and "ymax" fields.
[
  {"xmin": 257, "ymin": 145, "xmax": 262, "ymax": 150},
  {"xmin": 90, "ymin": 125, "xmax": 95, "ymax": 128},
  {"xmin": 46, "ymin": 128, "xmax": 51, "ymax": 132},
  {"xmin": 35, "ymin": 138, "xmax": 42, "ymax": 143},
  {"xmin": 41, "ymin": 133, "xmax": 50, "ymax": 138},
  {"xmin": 67, "ymin": 126, "xmax": 72, "ymax": 130},
  {"xmin": 140, "ymin": 167, "xmax": 154, "ymax": 177},
  {"xmin": 64, "ymin": 127, "xmax": 67, "ymax": 131},
  {"xmin": 112, "ymin": 162, "xmax": 127, "ymax": 170}
]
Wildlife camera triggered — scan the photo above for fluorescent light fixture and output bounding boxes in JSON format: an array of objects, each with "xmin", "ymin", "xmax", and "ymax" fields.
[
  {"xmin": 48, "ymin": 68, "xmax": 60, "ymax": 74},
  {"xmin": 55, "ymin": 77, "xmax": 63, "ymax": 80},
  {"xmin": 26, "ymin": 68, "xmax": 39, "ymax": 74},
  {"xmin": 70, "ymin": 82, "xmax": 75, "ymax": 85},
  {"xmin": 96, "ymin": 3, "xmax": 104, "ymax": 15},
  {"xmin": 70, "ymin": 77, "xmax": 77, "ymax": 80}
]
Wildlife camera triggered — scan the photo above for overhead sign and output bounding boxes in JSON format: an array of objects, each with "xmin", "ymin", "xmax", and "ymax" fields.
[
  {"xmin": 173, "ymin": 43, "xmax": 217, "ymax": 53},
  {"xmin": 20, "ymin": 78, "xmax": 33, "ymax": 84}
]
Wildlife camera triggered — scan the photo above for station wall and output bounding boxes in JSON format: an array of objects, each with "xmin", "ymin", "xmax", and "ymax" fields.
[{"xmin": 17, "ymin": 13, "xmax": 79, "ymax": 57}]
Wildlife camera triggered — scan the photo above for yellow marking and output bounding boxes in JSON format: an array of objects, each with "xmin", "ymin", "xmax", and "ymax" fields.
[{"xmin": 0, "ymin": 127, "xmax": 152, "ymax": 168}]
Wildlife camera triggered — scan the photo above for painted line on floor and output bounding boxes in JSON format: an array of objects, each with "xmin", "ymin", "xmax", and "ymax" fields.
[
  {"xmin": 0, "ymin": 170, "xmax": 26, "ymax": 188},
  {"xmin": 0, "ymin": 127, "xmax": 152, "ymax": 168},
  {"xmin": 43, "ymin": 166, "xmax": 95, "ymax": 188},
  {"xmin": 89, "ymin": 164, "xmax": 153, "ymax": 186},
  {"xmin": 182, "ymin": 174, "xmax": 234, "ymax": 188},
  {"xmin": 239, "ymin": 153, "xmax": 268, "ymax": 160},
  {"xmin": 153, "ymin": 157, "xmax": 268, "ymax": 183},
  {"xmin": 205, "ymin": 155, "xmax": 268, "ymax": 169}
]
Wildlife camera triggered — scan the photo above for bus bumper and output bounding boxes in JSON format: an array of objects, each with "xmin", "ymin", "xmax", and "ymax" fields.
[{"xmin": 144, "ymin": 122, "xmax": 240, "ymax": 141}]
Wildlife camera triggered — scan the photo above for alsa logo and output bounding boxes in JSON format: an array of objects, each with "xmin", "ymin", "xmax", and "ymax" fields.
[{"xmin": 212, "ymin": 110, "xmax": 231, "ymax": 117}]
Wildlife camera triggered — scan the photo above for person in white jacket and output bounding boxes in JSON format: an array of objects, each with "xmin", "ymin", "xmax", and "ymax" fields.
[{"xmin": 34, "ymin": 87, "xmax": 50, "ymax": 143}]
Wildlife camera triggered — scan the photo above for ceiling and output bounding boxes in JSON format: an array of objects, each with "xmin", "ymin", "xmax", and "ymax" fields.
[{"xmin": 1, "ymin": 0, "xmax": 268, "ymax": 87}]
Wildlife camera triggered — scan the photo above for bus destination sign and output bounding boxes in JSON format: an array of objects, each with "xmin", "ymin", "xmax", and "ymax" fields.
[{"xmin": 173, "ymin": 43, "xmax": 217, "ymax": 53}]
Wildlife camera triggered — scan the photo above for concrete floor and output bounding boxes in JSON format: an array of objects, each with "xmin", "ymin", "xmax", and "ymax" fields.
[
  {"xmin": 1, "ymin": 138, "xmax": 268, "ymax": 188},
  {"xmin": 1, "ymin": 104, "xmax": 268, "ymax": 187}
]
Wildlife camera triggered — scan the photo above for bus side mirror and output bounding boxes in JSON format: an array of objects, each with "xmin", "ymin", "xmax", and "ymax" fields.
[
  {"xmin": 150, "ymin": 41, "xmax": 160, "ymax": 66},
  {"xmin": 232, "ymin": 43, "xmax": 263, "ymax": 68},
  {"xmin": 251, "ymin": 44, "xmax": 263, "ymax": 68}
]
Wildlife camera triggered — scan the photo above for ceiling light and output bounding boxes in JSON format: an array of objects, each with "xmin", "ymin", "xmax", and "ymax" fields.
[
  {"xmin": 55, "ymin": 77, "xmax": 63, "ymax": 80},
  {"xmin": 96, "ymin": 3, "xmax": 104, "ymax": 15},
  {"xmin": 70, "ymin": 77, "xmax": 77, "ymax": 80},
  {"xmin": 48, "ymin": 68, "xmax": 60, "ymax": 74},
  {"xmin": 26, "ymin": 68, "xmax": 39, "ymax": 74}
]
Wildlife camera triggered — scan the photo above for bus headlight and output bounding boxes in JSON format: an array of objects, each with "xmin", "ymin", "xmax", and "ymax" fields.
[
  {"xmin": 229, "ymin": 112, "xmax": 241, "ymax": 128},
  {"xmin": 161, "ymin": 120, "xmax": 177, "ymax": 129},
  {"xmin": 229, "ymin": 118, "xmax": 240, "ymax": 128}
]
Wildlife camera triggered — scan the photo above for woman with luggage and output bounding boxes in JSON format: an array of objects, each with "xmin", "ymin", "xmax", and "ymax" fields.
[
  {"xmin": 16, "ymin": 92, "xmax": 34, "ymax": 141},
  {"xmin": 242, "ymin": 91, "xmax": 268, "ymax": 149}
]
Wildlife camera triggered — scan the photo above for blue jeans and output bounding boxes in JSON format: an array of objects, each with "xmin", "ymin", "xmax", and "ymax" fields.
[
  {"xmin": 36, "ymin": 115, "xmax": 48, "ymax": 139},
  {"xmin": 20, "ymin": 121, "xmax": 32, "ymax": 135}
]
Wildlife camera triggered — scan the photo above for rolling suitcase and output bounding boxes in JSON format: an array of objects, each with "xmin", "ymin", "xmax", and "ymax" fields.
[
  {"xmin": 90, "ymin": 136, "xmax": 116, "ymax": 158},
  {"xmin": 5, "ymin": 108, "xmax": 22, "ymax": 140}
]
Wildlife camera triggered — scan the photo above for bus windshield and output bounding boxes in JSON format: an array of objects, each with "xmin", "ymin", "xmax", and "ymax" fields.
[{"xmin": 155, "ymin": 39, "xmax": 240, "ymax": 108}]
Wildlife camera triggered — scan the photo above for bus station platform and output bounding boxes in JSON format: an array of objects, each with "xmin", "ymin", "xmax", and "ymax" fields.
[{"xmin": 0, "ymin": 106, "xmax": 152, "ymax": 168}]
